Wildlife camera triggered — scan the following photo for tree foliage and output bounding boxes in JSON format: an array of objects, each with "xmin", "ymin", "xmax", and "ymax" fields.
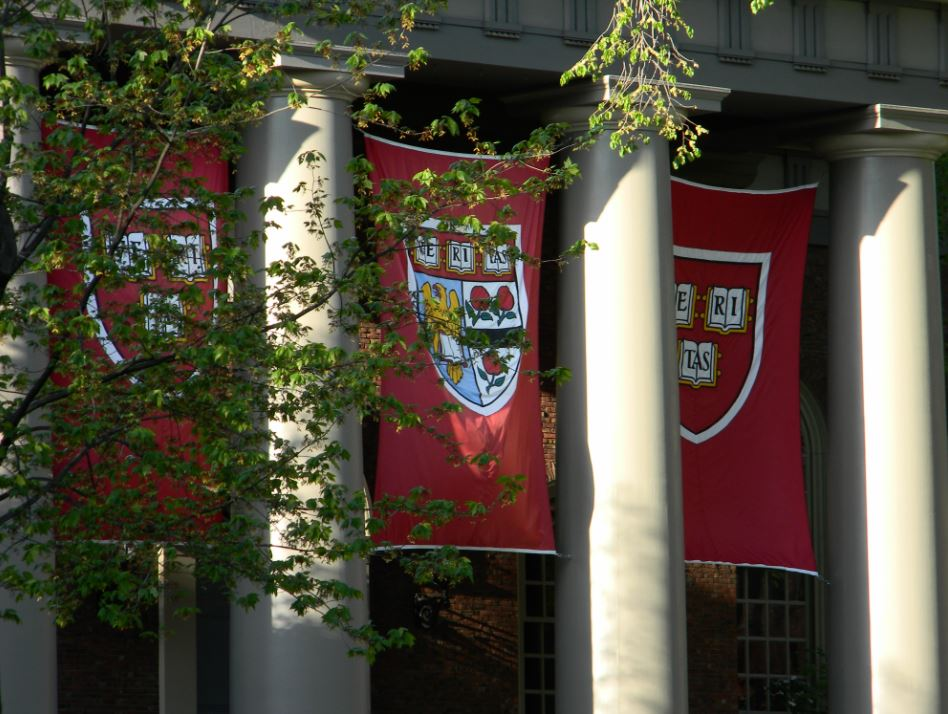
[
  {"xmin": 561, "ymin": 0, "xmax": 705, "ymax": 166},
  {"xmin": 0, "ymin": 0, "xmax": 587, "ymax": 657},
  {"xmin": 0, "ymin": 0, "xmax": 714, "ymax": 667}
]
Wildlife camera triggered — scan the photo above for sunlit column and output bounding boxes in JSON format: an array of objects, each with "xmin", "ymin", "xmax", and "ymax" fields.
[
  {"xmin": 822, "ymin": 131, "xmax": 948, "ymax": 714},
  {"xmin": 230, "ymin": 68, "xmax": 369, "ymax": 714},
  {"xmin": 554, "ymin": 82, "xmax": 688, "ymax": 714},
  {"xmin": 0, "ymin": 38, "xmax": 57, "ymax": 714}
]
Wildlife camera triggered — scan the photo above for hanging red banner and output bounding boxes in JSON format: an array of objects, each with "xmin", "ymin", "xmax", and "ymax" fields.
[
  {"xmin": 672, "ymin": 178, "xmax": 817, "ymax": 572},
  {"xmin": 366, "ymin": 135, "xmax": 554, "ymax": 552},
  {"xmin": 45, "ymin": 125, "xmax": 227, "ymax": 534}
]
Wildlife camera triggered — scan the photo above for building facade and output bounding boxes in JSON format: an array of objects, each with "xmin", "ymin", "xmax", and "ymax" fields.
[{"xmin": 1, "ymin": 0, "xmax": 947, "ymax": 712}]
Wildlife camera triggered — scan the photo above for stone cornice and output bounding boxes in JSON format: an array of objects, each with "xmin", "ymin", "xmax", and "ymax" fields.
[{"xmin": 504, "ymin": 76, "xmax": 730, "ymax": 129}]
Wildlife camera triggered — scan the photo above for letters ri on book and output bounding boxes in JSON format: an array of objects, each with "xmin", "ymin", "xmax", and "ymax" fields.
[{"xmin": 675, "ymin": 282, "xmax": 750, "ymax": 387}]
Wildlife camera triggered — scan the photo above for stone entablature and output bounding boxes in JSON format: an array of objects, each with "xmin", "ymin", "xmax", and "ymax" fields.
[{"xmin": 224, "ymin": 0, "xmax": 946, "ymax": 113}]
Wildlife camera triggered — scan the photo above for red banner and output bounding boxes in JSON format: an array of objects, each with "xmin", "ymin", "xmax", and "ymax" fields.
[
  {"xmin": 366, "ymin": 135, "xmax": 554, "ymax": 552},
  {"xmin": 46, "ymin": 125, "xmax": 227, "ymax": 533},
  {"xmin": 672, "ymin": 178, "xmax": 817, "ymax": 572}
]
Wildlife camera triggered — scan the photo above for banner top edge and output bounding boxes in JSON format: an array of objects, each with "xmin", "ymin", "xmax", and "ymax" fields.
[
  {"xmin": 671, "ymin": 176, "xmax": 819, "ymax": 195},
  {"xmin": 374, "ymin": 545, "xmax": 558, "ymax": 555},
  {"xmin": 362, "ymin": 131, "xmax": 512, "ymax": 162},
  {"xmin": 686, "ymin": 559, "xmax": 819, "ymax": 577}
]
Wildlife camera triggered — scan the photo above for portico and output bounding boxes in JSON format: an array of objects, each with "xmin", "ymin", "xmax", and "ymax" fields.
[{"xmin": 0, "ymin": 1, "xmax": 947, "ymax": 712}]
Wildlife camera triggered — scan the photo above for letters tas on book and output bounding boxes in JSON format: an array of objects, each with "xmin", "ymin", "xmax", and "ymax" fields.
[{"xmin": 676, "ymin": 282, "xmax": 751, "ymax": 388}]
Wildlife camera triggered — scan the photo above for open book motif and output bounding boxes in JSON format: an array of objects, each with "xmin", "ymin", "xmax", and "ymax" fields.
[
  {"xmin": 704, "ymin": 286, "xmax": 749, "ymax": 333},
  {"xmin": 678, "ymin": 339, "xmax": 718, "ymax": 387}
]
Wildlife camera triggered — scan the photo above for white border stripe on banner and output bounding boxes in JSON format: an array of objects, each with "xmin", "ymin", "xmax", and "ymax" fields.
[
  {"xmin": 376, "ymin": 544, "xmax": 558, "ymax": 555},
  {"xmin": 686, "ymin": 559, "xmax": 819, "ymax": 577},
  {"xmin": 362, "ymin": 132, "xmax": 506, "ymax": 160},
  {"xmin": 671, "ymin": 176, "xmax": 818, "ymax": 194}
]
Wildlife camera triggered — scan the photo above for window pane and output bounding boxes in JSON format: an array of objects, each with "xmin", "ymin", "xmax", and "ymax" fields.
[
  {"xmin": 541, "ymin": 557, "xmax": 554, "ymax": 582},
  {"xmin": 769, "ymin": 604, "xmax": 787, "ymax": 637},
  {"xmin": 750, "ymin": 641, "xmax": 767, "ymax": 674},
  {"xmin": 749, "ymin": 678, "xmax": 767, "ymax": 709},
  {"xmin": 525, "ymin": 693, "xmax": 542, "ymax": 714},
  {"xmin": 789, "ymin": 641, "xmax": 807, "ymax": 675},
  {"xmin": 525, "ymin": 657, "xmax": 541, "ymax": 689},
  {"xmin": 526, "ymin": 584, "xmax": 542, "ymax": 616},
  {"xmin": 788, "ymin": 605, "xmax": 807, "ymax": 638},
  {"xmin": 524, "ymin": 621, "xmax": 541, "ymax": 653},
  {"xmin": 544, "ymin": 584, "xmax": 555, "ymax": 618},
  {"xmin": 768, "ymin": 572, "xmax": 786, "ymax": 601},
  {"xmin": 786, "ymin": 573, "xmax": 806, "ymax": 601},
  {"xmin": 544, "ymin": 658, "xmax": 555, "ymax": 690},
  {"xmin": 525, "ymin": 556, "xmax": 542, "ymax": 581},
  {"xmin": 748, "ymin": 604, "xmax": 766, "ymax": 636},
  {"xmin": 747, "ymin": 569, "xmax": 765, "ymax": 599},
  {"xmin": 770, "ymin": 641, "xmax": 788, "ymax": 675}
]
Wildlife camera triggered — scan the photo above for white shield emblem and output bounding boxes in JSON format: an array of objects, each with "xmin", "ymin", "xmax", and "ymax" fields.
[
  {"xmin": 82, "ymin": 197, "xmax": 217, "ymax": 367},
  {"xmin": 674, "ymin": 246, "xmax": 770, "ymax": 444},
  {"xmin": 406, "ymin": 219, "xmax": 527, "ymax": 416}
]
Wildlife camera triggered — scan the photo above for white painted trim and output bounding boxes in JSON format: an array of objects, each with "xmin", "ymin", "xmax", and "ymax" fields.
[
  {"xmin": 375, "ymin": 544, "xmax": 558, "ymax": 555},
  {"xmin": 672, "ymin": 176, "xmax": 819, "ymax": 194},
  {"xmin": 363, "ymin": 132, "xmax": 548, "ymax": 166},
  {"xmin": 686, "ymin": 559, "xmax": 819, "ymax": 577}
]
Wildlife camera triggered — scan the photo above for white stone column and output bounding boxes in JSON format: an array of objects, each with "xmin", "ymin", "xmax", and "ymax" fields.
[
  {"xmin": 0, "ymin": 39, "xmax": 57, "ymax": 714},
  {"xmin": 230, "ymin": 68, "xmax": 369, "ymax": 714},
  {"xmin": 822, "ymin": 130, "xmax": 948, "ymax": 714},
  {"xmin": 554, "ymin": 99, "xmax": 688, "ymax": 713}
]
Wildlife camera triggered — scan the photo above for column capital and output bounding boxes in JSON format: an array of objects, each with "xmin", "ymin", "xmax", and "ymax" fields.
[
  {"xmin": 266, "ymin": 61, "xmax": 366, "ymax": 103},
  {"xmin": 288, "ymin": 69, "xmax": 366, "ymax": 103},
  {"xmin": 270, "ymin": 45, "xmax": 405, "ymax": 104},
  {"xmin": 816, "ymin": 131, "xmax": 948, "ymax": 162},
  {"xmin": 3, "ymin": 37, "xmax": 43, "ymax": 73}
]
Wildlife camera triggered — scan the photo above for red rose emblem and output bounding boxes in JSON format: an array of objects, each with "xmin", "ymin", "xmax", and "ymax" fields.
[
  {"xmin": 482, "ymin": 352, "xmax": 505, "ymax": 375},
  {"xmin": 496, "ymin": 286, "xmax": 515, "ymax": 311},
  {"xmin": 470, "ymin": 285, "xmax": 490, "ymax": 311}
]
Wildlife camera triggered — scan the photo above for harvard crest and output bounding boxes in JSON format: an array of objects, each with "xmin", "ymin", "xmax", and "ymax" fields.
[
  {"xmin": 674, "ymin": 247, "xmax": 770, "ymax": 444},
  {"xmin": 83, "ymin": 197, "xmax": 217, "ymax": 365},
  {"xmin": 406, "ymin": 219, "xmax": 527, "ymax": 416}
]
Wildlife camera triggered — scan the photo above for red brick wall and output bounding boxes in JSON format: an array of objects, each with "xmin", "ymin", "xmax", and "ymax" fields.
[
  {"xmin": 57, "ymin": 603, "xmax": 159, "ymax": 714},
  {"xmin": 686, "ymin": 563, "xmax": 741, "ymax": 712},
  {"xmin": 370, "ymin": 553, "xmax": 520, "ymax": 714}
]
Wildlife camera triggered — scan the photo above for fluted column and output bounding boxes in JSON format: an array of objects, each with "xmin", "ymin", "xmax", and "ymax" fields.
[
  {"xmin": 553, "ymin": 83, "xmax": 689, "ymax": 714},
  {"xmin": 0, "ymin": 39, "xmax": 57, "ymax": 714},
  {"xmin": 821, "ymin": 129, "xmax": 948, "ymax": 714},
  {"xmin": 230, "ymin": 68, "xmax": 368, "ymax": 714}
]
